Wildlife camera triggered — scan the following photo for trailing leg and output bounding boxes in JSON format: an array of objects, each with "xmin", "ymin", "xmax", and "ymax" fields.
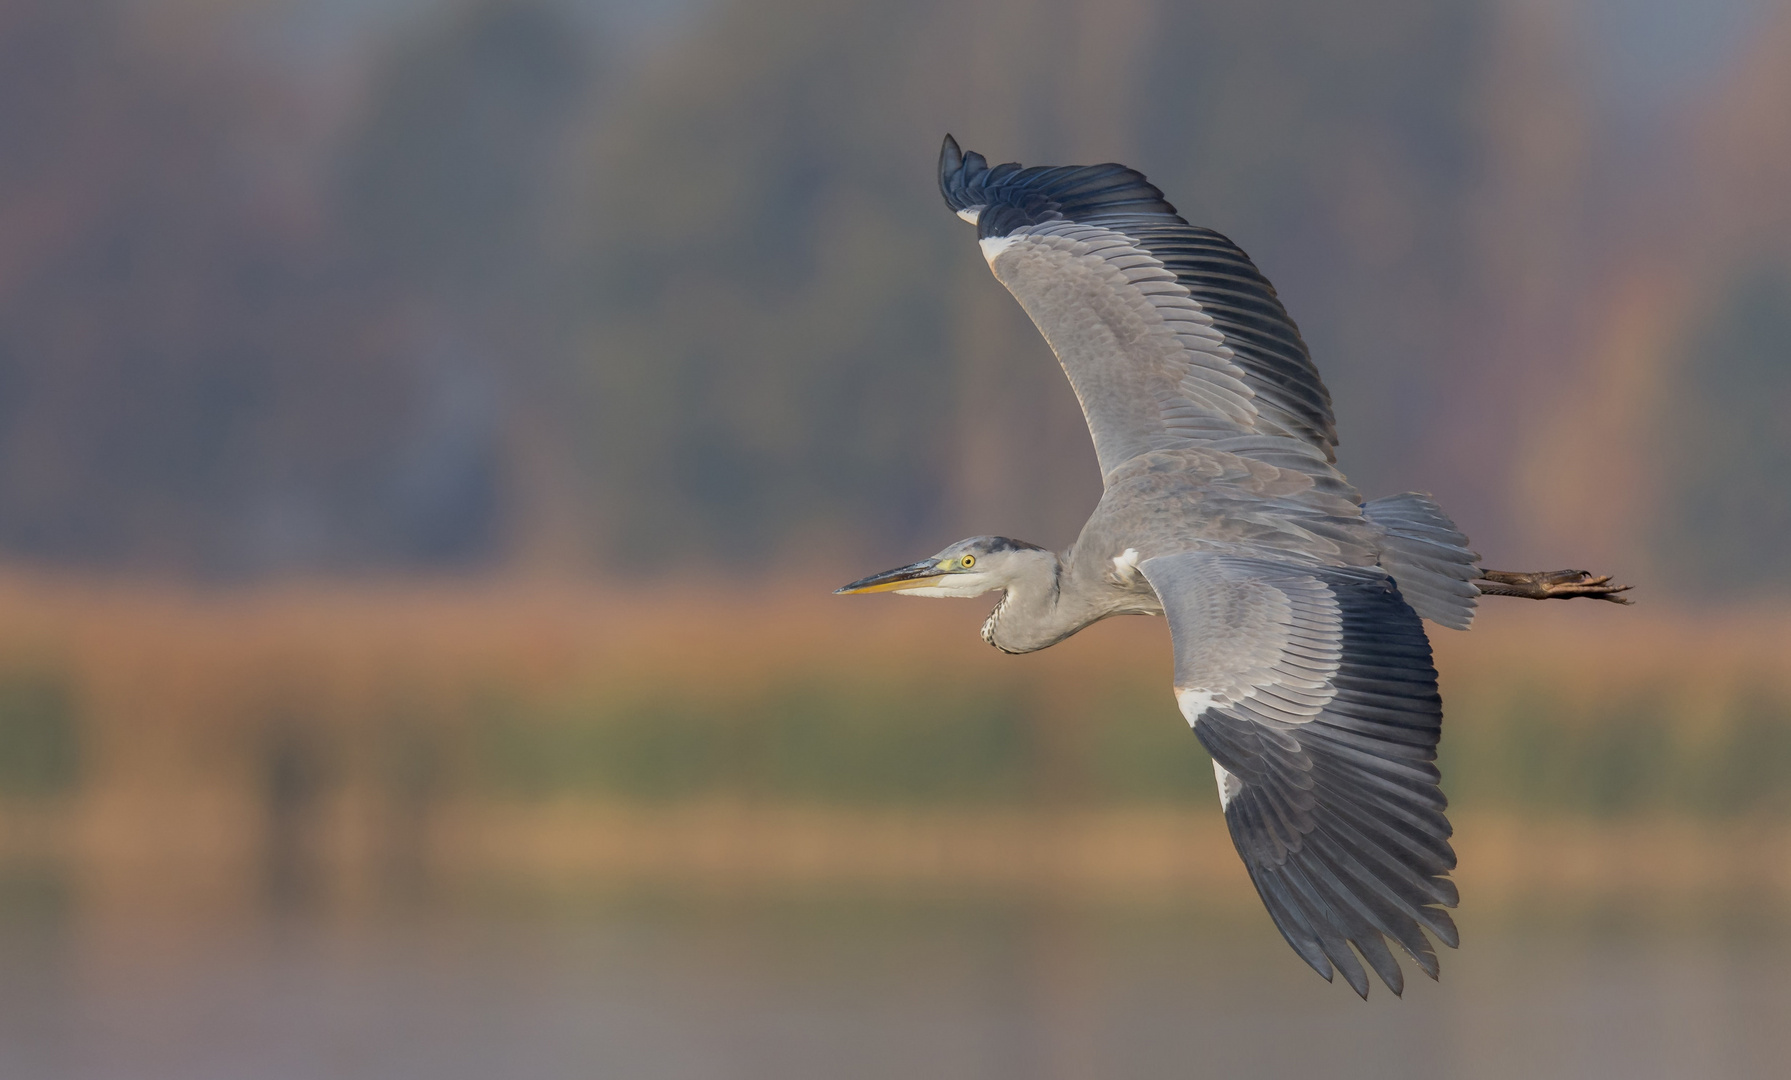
[{"xmin": 1474, "ymin": 569, "xmax": 1632, "ymax": 603}]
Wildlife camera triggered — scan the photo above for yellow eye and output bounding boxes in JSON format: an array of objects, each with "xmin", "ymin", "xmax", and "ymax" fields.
[{"xmin": 961, "ymin": 554, "xmax": 975, "ymax": 568}]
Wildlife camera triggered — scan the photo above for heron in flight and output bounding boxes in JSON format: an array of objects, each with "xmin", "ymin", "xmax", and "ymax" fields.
[{"xmin": 838, "ymin": 136, "xmax": 1630, "ymax": 998}]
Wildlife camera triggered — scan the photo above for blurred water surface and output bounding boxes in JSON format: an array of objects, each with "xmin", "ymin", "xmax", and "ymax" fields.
[
  {"xmin": 0, "ymin": 589, "xmax": 1784, "ymax": 1076},
  {"xmin": 0, "ymin": 883, "xmax": 1785, "ymax": 1080}
]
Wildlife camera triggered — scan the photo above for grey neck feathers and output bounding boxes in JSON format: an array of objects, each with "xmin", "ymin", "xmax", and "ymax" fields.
[{"xmin": 981, "ymin": 548, "xmax": 1119, "ymax": 654}]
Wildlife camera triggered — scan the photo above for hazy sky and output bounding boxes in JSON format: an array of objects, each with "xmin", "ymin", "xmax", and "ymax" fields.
[
  {"xmin": 218, "ymin": 0, "xmax": 1777, "ymax": 110},
  {"xmin": 1568, "ymin": 0, "xmax": 1772, "ymax": 118},
  {"xmin": 228, "ymin": 0, "xmax": 702, "ymax": 69}
]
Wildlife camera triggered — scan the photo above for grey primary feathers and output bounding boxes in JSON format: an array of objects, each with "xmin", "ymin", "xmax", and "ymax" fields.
[{"xmin": 838, "ymin": 137, "xmax": 1630, "ymax": 998}]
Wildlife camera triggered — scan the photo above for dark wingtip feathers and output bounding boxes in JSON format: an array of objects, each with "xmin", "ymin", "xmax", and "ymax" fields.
[
  {"xmin": 939, "ymin": 133, "xmax": 985, "ymax": 214},
  {"xmin": 936, "ymin": 138, "xmax": 1180, "ymax": 229}
]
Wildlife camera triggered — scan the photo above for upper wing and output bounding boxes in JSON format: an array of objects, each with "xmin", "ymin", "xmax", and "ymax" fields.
[
  {"xmin": 1137, "ymin": 551, "xmax": 1459, "ymax": 998},
  {"xmin": 940, "ymin": 136, "xmax": 1338, "ymax": 481}
]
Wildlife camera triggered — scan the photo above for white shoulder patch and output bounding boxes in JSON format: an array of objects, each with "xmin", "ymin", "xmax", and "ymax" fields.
[
  {"xmin": 1212, "ymin": 760, "xmax": 1244, "ymax": 809},
  {"xmin": 956, "ymin": 206, "xmax": 983, "ymax": 225},
  {"xmin": 1175, "ymin": 687, "xmax": 1223, "ymax": 726},
  {"xmin": 979, "ymin": 234, "xmax": 1017, "ymax": 266},
  {"xmin": 1112, "ymin": 547, "xmax": 1142, "ymax": 581}
]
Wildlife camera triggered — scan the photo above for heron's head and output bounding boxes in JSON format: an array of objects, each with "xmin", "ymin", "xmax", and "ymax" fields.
[{"xmin": 835, "ymin": 536, "xmax": 1053, "ymax": 598}]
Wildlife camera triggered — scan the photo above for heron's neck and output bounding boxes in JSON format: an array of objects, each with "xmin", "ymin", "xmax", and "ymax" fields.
[{"xmin": 981, "ymin": 549, "xmax": 1106, "ymax": 654}]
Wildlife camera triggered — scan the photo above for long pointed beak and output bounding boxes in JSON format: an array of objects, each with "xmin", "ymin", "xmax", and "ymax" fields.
[{"xmin": 834, "ymin": 560, "xmax": 947, "ymax": 594}]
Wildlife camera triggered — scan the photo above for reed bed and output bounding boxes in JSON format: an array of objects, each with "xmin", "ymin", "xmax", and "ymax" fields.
[{"xmin": 0, "ymin": 569, "xmax": 1785, "ymax": 915}]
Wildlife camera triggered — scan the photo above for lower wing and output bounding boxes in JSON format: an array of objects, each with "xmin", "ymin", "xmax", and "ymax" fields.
[{"xmin": 1138, "ymin": 552, "xmax": 1459, "ymax": 997}]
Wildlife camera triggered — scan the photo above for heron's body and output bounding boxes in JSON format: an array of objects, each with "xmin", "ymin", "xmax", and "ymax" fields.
[
  {"xmin": 839, "ymin": 137, "xmax": 1628, "ymax": 998},
  {"xmin": 980, "ymin": 448, "xmax": 1477, "ymax": 654}
]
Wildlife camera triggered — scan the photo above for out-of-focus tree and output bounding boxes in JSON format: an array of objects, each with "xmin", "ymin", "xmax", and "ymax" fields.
[
  {"xmin": 0, "ymin": 0, "xmax": 594, "ymax": 574},
  {"xmin": 1655, "ymin": 263, "xmax": 1791, "ymax": 593},
  {"xmin": 0, "ymin": 0, "xmax": 399, "ymax": 573},
  {"xmin": 339, "ymin": 0, "xmax": 587, "ymax": 293},
  {"xmin": 334, "ymin": 0, "xmax": 596, "ymax": 567},
  {"xmin": 1134, "ymin": 0, "xmax": 1491, "ymax": 497},
  {"xmin": 1509, "ymin": 1, "xmax": 1791, "ymax": 590}
]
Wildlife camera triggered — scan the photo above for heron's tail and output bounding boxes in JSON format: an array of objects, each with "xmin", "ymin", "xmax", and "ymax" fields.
[{"xmin": 1364, "ymin": 493, "xmax": 1480, "ymax": 631}]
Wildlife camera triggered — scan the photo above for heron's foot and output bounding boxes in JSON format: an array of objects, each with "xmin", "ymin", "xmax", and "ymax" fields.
[{"xmin": 1475, "ymin": 568, "xmax": 1633, "ymax": 604}]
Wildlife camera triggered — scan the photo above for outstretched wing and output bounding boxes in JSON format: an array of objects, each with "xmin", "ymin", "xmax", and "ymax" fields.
[
  {"xmin": 940, "ymin": 135, "xmax": 1338, "ymax": 481},
  {"xmin": 1137, "ymin": 551, "xmax": 1459, "ymax": 998}
]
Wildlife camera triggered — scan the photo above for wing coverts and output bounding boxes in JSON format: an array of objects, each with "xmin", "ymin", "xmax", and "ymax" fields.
[
  {"xmin": 1141, "ymin": 553, "xmax": 1458, "ymax": 997},
  {"xmin": 985, "ymin": 223, "xmax": 1257, "ymax": 477}
]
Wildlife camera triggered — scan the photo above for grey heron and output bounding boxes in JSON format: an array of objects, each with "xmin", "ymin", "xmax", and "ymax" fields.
[{"xmin": 837, "ymin": 136, "xmax": 1631, "ymax": 998}]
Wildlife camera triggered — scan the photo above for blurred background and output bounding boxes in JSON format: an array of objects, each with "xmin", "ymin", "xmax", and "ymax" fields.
[{"xmin": 0, "ymin": 0, "xmax": 1789, "ymax": 1076}]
